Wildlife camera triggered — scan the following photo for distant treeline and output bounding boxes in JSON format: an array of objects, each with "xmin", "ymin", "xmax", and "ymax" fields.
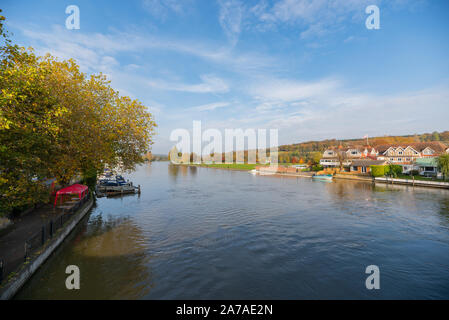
[
  {"xmin": 274, "ymin": 131, "xmax": 449, "ymax": 164},
  {"xmin": 144, "ymin": 152, "xmax": 168, "ymax": 161},
  {"xmin": 167, "ymin": 131, "xmax": 448, "ymax": 165},
  {"xmin": 279, "ymin": 131, "xmax": 449, "ymax": 153}
]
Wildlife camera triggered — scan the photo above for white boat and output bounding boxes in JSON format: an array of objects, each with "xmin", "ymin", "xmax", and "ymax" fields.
[{"xmin": 312, "ymin": 174, "xmax": 333, "ymax": 181}]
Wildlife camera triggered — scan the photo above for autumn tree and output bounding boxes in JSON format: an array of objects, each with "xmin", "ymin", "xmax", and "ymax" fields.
[
  {"xmin": 309, "ymin": 151, "xmax": 322, "ymax": 165},
  {"xmin": 336, "ymin": 150, "xmax": 347, "ymax": 171},
  {"xmin": 0, "ymin": 15, "xmax": 156, "ymax": 215},
  {"xmin": 1, "ymin": 44, "xmax": 66, "ymax": 214}
]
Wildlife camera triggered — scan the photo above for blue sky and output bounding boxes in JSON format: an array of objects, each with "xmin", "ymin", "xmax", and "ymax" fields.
[{"xmin": 2, "ymin": 0, "xmax": 449, "ymax": 153}]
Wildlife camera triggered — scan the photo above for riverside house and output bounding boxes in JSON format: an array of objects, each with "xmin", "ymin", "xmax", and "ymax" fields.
[
  {"xmin": 320, "ymin": 146, "xmax": 371, "ymax": 169},
  {"xmin": 349, "ymin": 159, "xmax": 388, "ymax": 174},
  {"xmin": 320, "ymin": 146, "xmax": 379, "ymax": 170},
  {"xmin": 320, "ymin": 141, "xmax": 448, "ymax": 176},
  {"xmin": 415, "ymin": 158, "xmax": 440, "ymax": 177},
  {"xmin": 376, "ymin": 142, "xmax": 448, "ymax": 174}
]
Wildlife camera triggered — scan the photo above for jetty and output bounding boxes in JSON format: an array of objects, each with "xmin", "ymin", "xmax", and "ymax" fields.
[
  {"xmin": 374, "ymin": 177, "xmax": 449, "ymax": 189},
  {"xmin": 95, "ymin": 184, "xmax": 141, "ymax": 197},
  {"xmin": 95, "ymin": 172, "xmax": 141, "ymax": 197}
]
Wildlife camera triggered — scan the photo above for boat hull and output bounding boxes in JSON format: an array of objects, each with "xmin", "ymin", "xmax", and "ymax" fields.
[{"xmin": 312, "ymin": 175, "xmax": 333, "ymax": 181}]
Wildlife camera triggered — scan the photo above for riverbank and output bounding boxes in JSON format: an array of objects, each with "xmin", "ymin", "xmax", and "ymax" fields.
[
  {"xmin": 249, "ymin": 166, "xmax": 449, "ymax": 189},
  {"xmin": 0, "ymin": 196, "xmax": 94, "ymax": 300},
  {"xmin": 183, "ymin": 163, "xmax": 262, "ymax": 171}
]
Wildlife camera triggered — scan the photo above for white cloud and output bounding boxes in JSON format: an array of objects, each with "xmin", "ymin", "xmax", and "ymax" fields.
[
  {"xmin": 249, "ymin": 0, "xmax": 417, "ymax": 40},
  {"xmin": 142, "ymin": 0, "xmax": 184, "ymax": 19},
  {"xmin": 19, "ymin": 25, "xmax": 274, "ymax": 74},
  {"xmin": 251, "ymin": 77, "xmax": 340, "ymax": 102},
  {"xmin": 300, "ymin": 23, "xmax": 328, "ymax": 40},
  {"xmin": 218, "ymin": 0, "xmax": 243, "ymax": 46},
  {"xmin": 246, "ymin": 78, "xmax": 449, "ymax": 146},
  {"xmin": 190, "ymin": 101, "xmax": 230, "ymax": 111},
  {"xmin": 147, "ymin": 74, "xmax": 229, "ymax": 93}
]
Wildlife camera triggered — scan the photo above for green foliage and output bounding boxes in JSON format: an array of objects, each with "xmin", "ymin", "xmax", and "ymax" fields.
[
  {"xmin": 0, "ymin": 16, "xmax": 156, "ymax": 216},
  {"xmin": 312, "ymin": 164, "xmax": 323, "ymax": 172},
  {"xmin": 81, "ymin": 166, "xmax": 98, "ymax": 191},
  {"xmin": 309, "ymin": 151, "xmax": 322, "ymax": 165},
  {"xmin": 370, "ymin": 165, "xmax": 387, "ymax": 177},
  {"xmin": 386, "ymin": 165, "xmax": 402, "ymax": 178},
  {"xmin": 437, "ymin": 154, "xmax": 449, "ymax": 179}
]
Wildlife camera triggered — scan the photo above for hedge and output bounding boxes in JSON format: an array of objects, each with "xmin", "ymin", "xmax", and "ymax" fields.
[
  {"xmin": 370, "ymin": 165, "xmax": 386, "ymax": 177},
  {"xmin": 386, "ymin": 165, "xmax": 402, "ymax": 177},
  {"xmin": 371, "ymin": 164, "xmax": 403, "ymax": 177}
]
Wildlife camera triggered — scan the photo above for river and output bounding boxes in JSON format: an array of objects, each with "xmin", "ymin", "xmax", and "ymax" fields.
[{"xmin": 15, "ymin": 162, "xmax": 449, "ymax": 299}]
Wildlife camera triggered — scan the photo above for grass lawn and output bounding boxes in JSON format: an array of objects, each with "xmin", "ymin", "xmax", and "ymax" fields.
[{"xmin": 190, "ymin": 163, "xmax": 264, "ymax": 170}]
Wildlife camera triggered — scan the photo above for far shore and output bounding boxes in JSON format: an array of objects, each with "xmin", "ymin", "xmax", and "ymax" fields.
[
  {"xmin": 173, "ymin": 162, "xmax": 449, "ymax": 189},
  {"xmin": 179, "ymin": 163, "xmax": 262, "ymax": 171}
]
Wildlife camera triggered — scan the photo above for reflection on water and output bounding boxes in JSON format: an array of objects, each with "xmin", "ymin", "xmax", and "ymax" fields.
[
  {"xmin": 16, "ymin": 162, "xmax": 449, "ymax": 299},
  {"xmin": 17, "ymin": 208, "xmax": 153, "ymax": 300},
  {"xmin": 73, "ymin": 216, "xmax": 146, "ymax": 258}
]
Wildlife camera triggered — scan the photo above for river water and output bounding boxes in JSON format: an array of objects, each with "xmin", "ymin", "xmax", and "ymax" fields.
[{"xmin": 16, "ymin": 162, "xmax": 449, "ymax": 299}]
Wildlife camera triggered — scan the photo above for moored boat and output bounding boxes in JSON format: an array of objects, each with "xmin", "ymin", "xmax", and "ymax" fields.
[
  {"xmin": 312, "ymin": 174, "xmax": 333, "ymax": 181},
  {"xmin": 96, "ymin": 172, "xmax": 140, "ymax": 197}
]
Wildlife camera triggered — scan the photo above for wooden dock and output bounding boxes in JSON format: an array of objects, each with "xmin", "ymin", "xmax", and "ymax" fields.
[
  {"xmin": 95, "ymin": 184, "xmax": 141, "ymax": 197},
  {"xmin": 375, "ymin": 177, "xmax": 449, "ymax": 189}
]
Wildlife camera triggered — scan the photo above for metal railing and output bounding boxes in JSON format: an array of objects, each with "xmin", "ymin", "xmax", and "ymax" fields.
[{"xmin": 0, "ymin": 195, "xmax": 90, "ymax": 285}]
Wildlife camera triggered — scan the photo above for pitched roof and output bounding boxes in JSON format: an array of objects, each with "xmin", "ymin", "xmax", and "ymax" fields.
[
  {"xmin": 415, "ymin": 157, "xmax": 438, "ymax": 166},
  {"xmin": 375, "ymin": 142, "xmax": 448, "ymax": 154}
]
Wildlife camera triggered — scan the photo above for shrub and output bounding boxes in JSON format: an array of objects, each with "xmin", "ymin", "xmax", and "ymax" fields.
[
  {"xmin": 371, "ymin": 165, "xmax": 386, "ymax": 177},
  {"xmin": 386, "ymin": 165, "xmax": 402, "ymax": 177},
  {"xmin": 312, "ymin": 164, "xmax": 323, "ymax": 172}
]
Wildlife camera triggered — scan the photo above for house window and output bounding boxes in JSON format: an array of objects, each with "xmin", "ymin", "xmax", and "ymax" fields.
[
  {"xmin": 398, "ymin": 158, "xmax": 402, "ymax": 162},
  {"xmin": 352, "ymin": 166, "xmax": 358, "ymax": 171},
  {"xmin": 361, "ymin": 167, "xmax": 367, "ymax": 173},
  {"xmin": 398, "ymin": 151, "xmax": 403, "ymax": 155}
]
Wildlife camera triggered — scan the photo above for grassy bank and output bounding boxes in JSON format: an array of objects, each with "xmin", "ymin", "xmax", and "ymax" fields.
[{"xmin": 188, "ymin": 163, "xmax": 263, "ymax": 171}]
